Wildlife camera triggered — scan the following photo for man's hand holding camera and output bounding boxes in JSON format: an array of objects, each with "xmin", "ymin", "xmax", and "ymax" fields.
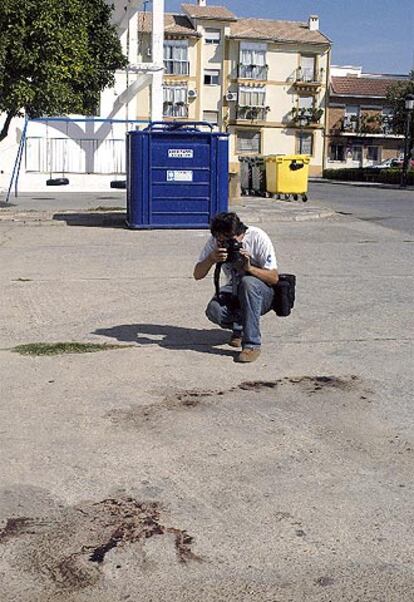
[
  {"xmin": 209, "ymin": 246, "xmax": 228, "ymax": 264},
  {"xmin": 239, "ymin": 249, "xmax": 252, "ymax": 274},
  {"xmin": 209, "ymin": 239, "xmax": 253, "ymax": 274}
]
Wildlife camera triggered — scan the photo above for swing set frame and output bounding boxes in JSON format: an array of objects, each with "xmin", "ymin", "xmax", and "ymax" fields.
[{"xmin": 5, "ymin": 116, "xmax": 148, "ymax": 203}]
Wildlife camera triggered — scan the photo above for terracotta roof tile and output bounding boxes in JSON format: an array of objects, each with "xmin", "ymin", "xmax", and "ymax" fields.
[
  {"xmin": 230, "ymin": 17, "xmax": 330, "ymax": 45},
  {"xmin": 138, "ymin": 12, "xmax": 198, "ymax": 36},
  {"xmin": 331, "ymin": 76, "xmax": 405, "ymax": 97},
  {"xmin": 181, "ymin": 3, "xmax": 237, "ymax": 21}
]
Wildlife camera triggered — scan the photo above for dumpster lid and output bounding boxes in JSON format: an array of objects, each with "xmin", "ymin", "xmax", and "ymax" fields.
[{"xmin": 273, "ymin": 154, "xmax": 310, "ymax": 164}]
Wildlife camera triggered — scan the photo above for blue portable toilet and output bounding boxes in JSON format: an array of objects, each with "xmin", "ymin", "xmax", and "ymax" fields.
[{"xmin": 126, "ymin": 121, "xmax": 229, "ymax": 229}]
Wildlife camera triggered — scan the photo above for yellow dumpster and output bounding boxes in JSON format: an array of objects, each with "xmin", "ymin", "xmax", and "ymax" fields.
[{"xmin": 265, "ymin": 154, "xmax": 310, "ymax": 202}]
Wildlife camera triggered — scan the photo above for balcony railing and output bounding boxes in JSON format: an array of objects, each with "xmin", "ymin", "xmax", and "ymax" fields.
[
  {"xmin": 236, "ymin": 105, "xmax": 269, "ymax": 121},
  {"xmin": 340, "ymin": 114, "xmax": 396, "ymax": 135},
  {"xmin": 342, "ymin": 117, "xmax": 359, "ymax": 132},
  {"xmin": 294, "ymin": 67, "xmax": 324, "ymax": 85},
  {"xmin": 238, "ymin": 64, "xmax": 268, "ymax": 81},
  {"xmin": 164, "ymin": 60, "xmax": 190, "ymax": 76},
  {"xmin": 290, "ymin": 107, "xmax": 324, "ymax": 126},
  {"xmin": 163, "ymin": 102, "xmax": 189, "ymax": 118}
]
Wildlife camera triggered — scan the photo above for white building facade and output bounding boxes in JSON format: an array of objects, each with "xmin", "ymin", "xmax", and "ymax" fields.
[
  {"xmin": 0, "ymin": 0, "xmax": 332, "ymax": 194},
  {"xmin": 0, "ymin": 0, "xmax": 164, "ymax": 194}
]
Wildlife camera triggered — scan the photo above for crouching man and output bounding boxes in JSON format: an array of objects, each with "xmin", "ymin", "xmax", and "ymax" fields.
[{"xmin": 193, "ymin": 212, "xmax": 278, "ymax": 363}]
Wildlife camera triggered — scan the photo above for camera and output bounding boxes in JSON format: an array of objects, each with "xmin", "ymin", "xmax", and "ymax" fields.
[{"xmin": 221, "ymin": 238, "xmax": 243, "ymax": 264}]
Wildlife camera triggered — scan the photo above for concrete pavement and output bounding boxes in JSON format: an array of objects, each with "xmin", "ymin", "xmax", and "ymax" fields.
[
  {"xmin": 0, "ymin": 190, "xmax": 334, "ymax": 225},
  {"xmin": 0, "ymin": 195, "xmax": 413, "ymax": 601}
]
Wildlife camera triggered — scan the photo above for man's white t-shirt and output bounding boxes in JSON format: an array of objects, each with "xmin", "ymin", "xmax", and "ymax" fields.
[{"xmin": 198, "ymin": 226, "xmax": 278, "ymax": 285}]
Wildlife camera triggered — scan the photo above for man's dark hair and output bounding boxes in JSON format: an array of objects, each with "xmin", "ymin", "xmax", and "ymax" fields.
[{"xmin": 210, "ymin": 212, "xmax": 247, "ymax": 238}]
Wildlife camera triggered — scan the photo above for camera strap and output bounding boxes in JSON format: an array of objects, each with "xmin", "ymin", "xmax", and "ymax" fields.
[
  {"xmin": 214, "ymin": 263, "xmax": 239, "ymax": 301},
  {"xmin": 214, "ymin": 262, "xmax": 222, "ymax": 298}
]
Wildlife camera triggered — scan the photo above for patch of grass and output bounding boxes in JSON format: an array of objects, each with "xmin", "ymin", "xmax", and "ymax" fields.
[
  {"xmin": 88, "ymin": 206, "xmax": 124, "ymax": 212},
  {"xmin": 11, "ymin": 342, "xmax": 131, "ymax": 356}
]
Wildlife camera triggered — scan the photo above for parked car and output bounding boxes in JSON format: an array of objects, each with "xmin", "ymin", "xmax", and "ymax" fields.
[{"xmin": 371, "ymin": 157, "xmax": 414, "ymax": 169}]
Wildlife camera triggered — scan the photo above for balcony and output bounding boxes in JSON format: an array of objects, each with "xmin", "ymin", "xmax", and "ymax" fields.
[
  {"xmin": 164, "ymin": 60, "xmax": 190, "ymax": 76},
  {"xmin": 289, "ymin": 107, "xmax": 324, "ymax": 127},
  {"xmin": 293, "ymin": 67, "xmax": 324, "ymax": 92},
  {"xmin": 238, "ymin": 64, "xmax": 268, "ymax": 81},
  {"xmin": 236, "ymin": 105, "xmax": 270, "ymax": 121},
  {"xmin": 163, "ymin": 102, "xmax": 189, "ymax": 118},
  {"xmin": 337, "ymin": 114, "xmax": 397, "ymax": 135}
]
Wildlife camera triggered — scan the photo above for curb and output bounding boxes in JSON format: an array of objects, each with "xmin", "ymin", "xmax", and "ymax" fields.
[
  {"xmin": 235, "ymin": 208, "xmax": 335, "ymax": 223},
  {"xmin": 0, "ymin": 209, "xmax": 126, "ymax": 227},
  {"xmin": 309, "ymin": 178, "xmax": 414, "ymax": 191},
  {"xmin": 0, "ymin": 206, "xmax": 335, "ymax": 226}
]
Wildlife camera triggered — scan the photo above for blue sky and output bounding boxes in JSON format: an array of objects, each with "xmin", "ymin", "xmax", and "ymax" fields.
[{"xmin": 164, "ymin": 0, "xmax": 414, "ymax": 75}]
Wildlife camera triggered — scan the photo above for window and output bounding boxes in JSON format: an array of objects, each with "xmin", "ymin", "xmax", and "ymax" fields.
[
  {"xmin": 239, "ymin": 42, "xmax": 267, "ymax": 80},
  {"xmin": 163, "ymin": 86, "xmax": 188, "ymax": 117},
  {"xmin": 344, "ymin": 105, "xmax": 361, "ymax": 131},
  {"xmin": 300, "ymin": 55, "xmax": 316, "ymax": 82},
  {"xmin": 382, "ymin": 107, "xmax": 393, "ymax": 118},
  {"xmin": 163, "ymin": 40, "xmax": 189, "ymax": 75},
  {"xmin": 203, "ymin": 111, "xmax": 219, "ymax": 128},
  {"xmin": 238, "ymin": 86, "xmax": 265, "ymax": 107},
  {"xmin": 351, "ymin": 145, "xmax": 362, "ymax": 161},
  {"xmin": 236, "ymin": 130, "xmax": 261, "ymax": 153},
  {"xmin": 237, "ymin": 87, "xmax": 267, "ymax": 119},
  {"xmin": 367, "ymin": 146, "xmax": 381, "ymax": 162},
  {"xmin": 382, "ymin": 107, "xmax": 394, "ymax": 133},
  {"xmin": 329, "ymin": 144, "xmax": 345, "ymax": 161},
  {"xmin": 298, "ymin": 95, "xmax": 314, "ymax": 110},
  {"xmin": 296, "ymin": 132, "xmax": 313, "ymax": 155},
  {"xmin": 345, "ymin": 105, "xmax": 360, "ymax": 118},
  {"xmin": 204, "ymin": 69, "xmax": 220, "ymax": 85},
  {"xmin": 205, "ymin": 29, "xmax": 221, "ymax": 44}
]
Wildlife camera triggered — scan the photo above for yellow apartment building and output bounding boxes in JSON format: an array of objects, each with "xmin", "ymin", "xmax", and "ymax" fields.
[{"xmin": 136, "ymin": 1, "xmax": 331, "ymax": 176}]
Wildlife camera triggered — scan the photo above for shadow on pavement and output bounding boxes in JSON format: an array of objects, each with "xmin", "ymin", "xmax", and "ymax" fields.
[
  {"xmin": 53, "ymin": 212, "xmax": 127, "ymax": 228},
  {"xmin": 94, "ymin": 323, "xmax": 235, "ymax": 356}
]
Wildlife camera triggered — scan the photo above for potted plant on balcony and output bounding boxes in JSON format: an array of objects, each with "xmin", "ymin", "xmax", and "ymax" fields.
[
  {"xmin": 290, "ymin": 106, "xmax": 308, "ymax": 124},
  {"xmin": 349, "ymin": 114, "xmax": 359, "ymax": 132},
  {"xmin": 363, "ymin": 113, "xmax": 382, "ymax": 134},
  {"xmin": 307, "ymin": 107, "xmax": 323, "ymax": 123},
  {"xmin": 381, "ymin": 114, "xmax": 394, "ymax": 135},
  {"xmin": 248, "ymin": 106, "xmax": 260, "ymax": 120},
  {"xmin": 236, "ymin": 104, "xmax": 249, "ymax": 119}
]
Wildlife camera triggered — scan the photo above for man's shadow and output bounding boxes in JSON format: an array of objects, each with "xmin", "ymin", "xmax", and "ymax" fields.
[{"xmin": 93, "ymin": 324, "xmax": 235, "ymax": 356}]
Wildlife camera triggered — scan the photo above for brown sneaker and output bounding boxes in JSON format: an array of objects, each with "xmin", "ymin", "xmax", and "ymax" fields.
[
  {"xmin": 229, "ymin": 332, "xmax": 243, "ymax": 348},
  {"xmin": 235, "ymin": 348, "xmax": 261, "ymax": 363}
]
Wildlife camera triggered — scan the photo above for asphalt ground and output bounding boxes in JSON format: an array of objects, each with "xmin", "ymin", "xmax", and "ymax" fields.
[{"xmin": 309, "ymin": 181, "xmax": 414, "ymax": 236}]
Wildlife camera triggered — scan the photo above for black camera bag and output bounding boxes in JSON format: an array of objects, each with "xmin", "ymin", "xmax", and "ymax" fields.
[{"xmin": 272, "ymin": 273, "xmax": 296, "ymax": 317}]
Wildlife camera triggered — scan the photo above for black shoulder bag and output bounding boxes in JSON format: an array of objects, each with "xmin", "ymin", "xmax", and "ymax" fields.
[{"xmin": 272, "ymin": 274, "xmax": 296, "ymax": 317}]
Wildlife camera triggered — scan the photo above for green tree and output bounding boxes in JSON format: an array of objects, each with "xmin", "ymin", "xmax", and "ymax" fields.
[
  {"xmin": 0, "ymin": 0, "xmax": 127, "ymax": 141},
  {"xmin": 386, "ymin": 71, "xmax": 414, "ymax": 144}
]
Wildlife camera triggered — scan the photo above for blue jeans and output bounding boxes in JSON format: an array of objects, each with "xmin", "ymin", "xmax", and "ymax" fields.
[{"xmin": 205, "ymin": 275, "xmax": 274, "ymax": 349}]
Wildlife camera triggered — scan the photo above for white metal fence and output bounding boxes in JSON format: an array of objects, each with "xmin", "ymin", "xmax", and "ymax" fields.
[{"xmin": 25, "ymin": 137, "xmax": 126, "ymax": 174}]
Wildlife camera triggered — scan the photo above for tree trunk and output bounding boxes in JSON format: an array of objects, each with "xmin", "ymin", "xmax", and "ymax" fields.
[{"xmin": 0, "ymin": 111, "xmax": 16, "ymax": 143}]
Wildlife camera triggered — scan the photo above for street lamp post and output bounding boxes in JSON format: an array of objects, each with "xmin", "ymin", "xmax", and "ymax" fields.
[{"xmin": 400, "ymin": 93, "xmax": 414, "ymax": 189}]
